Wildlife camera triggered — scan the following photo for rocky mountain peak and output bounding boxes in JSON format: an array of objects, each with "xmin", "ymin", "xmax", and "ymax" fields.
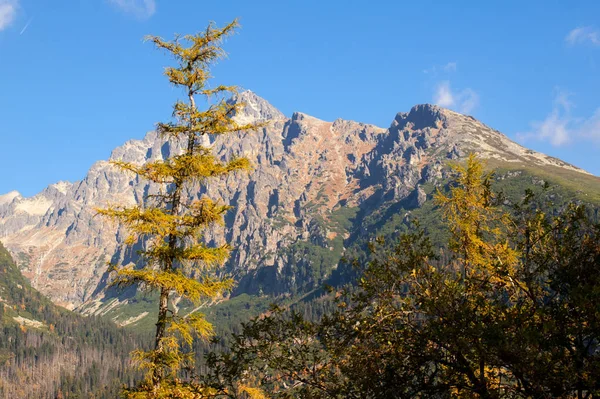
[
  {"xmin": 0, "ymin": 191, "xmax": 21, "ymax": 207},
  {"xmin": 393, "ymin": 103, "xmax": 449, "ymax": 131},
  {"xmin": 386, "ymin": 103, "xmax": 590, "ymax": 175},
  {"xmin": 49, "ymin": 181, "xmax": 72, "ymax": 195},
  {"xmin": 229, "ymin": 90, "xmax": 286, "ymax": 125}
]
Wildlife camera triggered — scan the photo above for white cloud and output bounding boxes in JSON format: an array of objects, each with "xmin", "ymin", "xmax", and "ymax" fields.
[
  {"xmin": 108, "ymin": 0, "xmax": 156, "ymax": 19},
  {"xmin": 434, "ymin": 81, "xmax": 454, "ymax": 107},
  {"xmin": 518, "ymin": 90, "xmax": 600, "ymax": 147},
  {"xmin": 433, "ymin": 81, "xmax": 479, "ymax": 114},
  {"xmin": 524, "ymin": 109, "xmax": 571, "ymax": 146},
  {"xmin": 565, "ymin": 26, "xmax": 600, "ymax": 46},
  {"xmin": 0, "ymin": 0, "xmax": 18, "ymax": 31}
]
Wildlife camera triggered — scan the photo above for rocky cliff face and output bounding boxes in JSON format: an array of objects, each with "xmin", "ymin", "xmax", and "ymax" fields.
[{"xmin": 0, "ymin": 91, "xmax": 593, "ymax": 311}]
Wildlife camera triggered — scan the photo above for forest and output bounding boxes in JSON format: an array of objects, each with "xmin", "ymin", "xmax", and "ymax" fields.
[{"xmin": 0, "ymin": 241, "xmax": 148, "ymax": 398}]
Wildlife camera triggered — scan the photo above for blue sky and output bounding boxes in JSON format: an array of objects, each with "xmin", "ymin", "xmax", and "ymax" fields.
[{"xmin": 0, "ymin": 0, "xmax": 599, "ymax": 197}]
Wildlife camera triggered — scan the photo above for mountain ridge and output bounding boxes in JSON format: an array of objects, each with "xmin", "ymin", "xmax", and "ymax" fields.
[{"xmin": 0, "ymin": 91, "xmax": 598, "ymax": 320}]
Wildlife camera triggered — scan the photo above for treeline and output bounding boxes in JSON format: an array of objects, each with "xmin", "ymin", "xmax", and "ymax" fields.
[{"xmin": 0, "ymin": 242, "xmax": 148, "ymax": 399}]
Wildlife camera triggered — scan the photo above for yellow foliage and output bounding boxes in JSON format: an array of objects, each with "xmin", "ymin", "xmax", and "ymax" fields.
[
  {"xmin": 434, "ymin": 154, "xmax": 521, "ymax": 289},
  {"xmin": 167, "ymin": 312, "xmax": 213, "ymax": 345},
  {"xmin": 239, "ymin": 385, "xmax": 270, "ymax": 399},
  {"xmin": 111, "ymin": 267, "xmax": 233, "ymax": 304},
  {"xmin": 97, "ymin": 19, "xmax": 260, "ymax": 396}
]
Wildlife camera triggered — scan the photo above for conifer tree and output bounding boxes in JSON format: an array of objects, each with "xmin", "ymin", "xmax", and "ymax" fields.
[
  {"xmin": 434, "ymin": 153, "xmax": 519, "ymax": 281},
  {"xmin": 98, "ymin": 19, "xmax": 263, "ymax": 397}
]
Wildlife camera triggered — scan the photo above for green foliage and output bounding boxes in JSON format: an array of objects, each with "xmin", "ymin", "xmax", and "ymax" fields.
[
  {"xmin": 203, "ymin": 155, "xmax": 600, "ymax": 398},
  {"xmin": 98, "ymin": 19, "xmax": 262, "ymax": 396},
  {"xmin": 284, "ymin": 239, "xmax": 343, "ymax": 295}
]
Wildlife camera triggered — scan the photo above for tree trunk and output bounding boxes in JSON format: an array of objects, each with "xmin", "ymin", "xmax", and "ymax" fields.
[{"xmin": 151, "ymin": 92, "xmax": 197, "ymax": 387}]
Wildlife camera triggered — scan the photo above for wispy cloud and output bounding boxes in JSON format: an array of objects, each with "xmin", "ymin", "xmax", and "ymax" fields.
[
  {"xmin": 423, "ymin": 61, "xmax": 458, "ymax": 75},
  {"xmin": 442, "ymin": 61, "xmax": 457, "ymax": 72},
  {"xmin": 434, "ymin": 81, "xmax": 454, "ymax": 107},
  {"xmin": 19, "ymin": 15, "xmax": 32, "ymax": 35},
  {"xmin": 433, "ymin": 81, "xmax": 479, "ymax": 114},
  {"xmin": 426, "ymin": 62, "xmax": 478, "ymax": 114},
  {"xmin": 565, "ymin": 26, "xmax": 600, "ymax": 46},
  {"xmin": 518, "ymin": 90, "xmax": 600, "ymax": 147},
  {"xmin": 579, "ymin": 108, "xmax": 600, "ymax": 142},
  {"xmin": 108, "ymin": 0, "xmax": 156, "ymax": 19},
  {"xmin": 0, "ymin": 0, "xmax": 18, "ymax": 31},
  {"xmin": 519, "ymin": 107, "xmax": 571, "ymax": 147}
]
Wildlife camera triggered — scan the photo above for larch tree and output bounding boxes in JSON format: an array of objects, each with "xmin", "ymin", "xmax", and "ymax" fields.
[
  {"xmin": 98, "ymin": 19, "xmax": 263, "ymax": 397},
  {"xmin": 434, "ymin": 153, "xmax": 520, "ymax": 284}
]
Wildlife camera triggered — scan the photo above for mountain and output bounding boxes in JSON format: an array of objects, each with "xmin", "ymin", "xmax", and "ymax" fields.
[
  {"xmin": 0, "ymin": 241, "xmax": 144, "ymax": 398},
  {"xmin": 1, "ymin": 91, "xmax": 599, "ymax": 326}
]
